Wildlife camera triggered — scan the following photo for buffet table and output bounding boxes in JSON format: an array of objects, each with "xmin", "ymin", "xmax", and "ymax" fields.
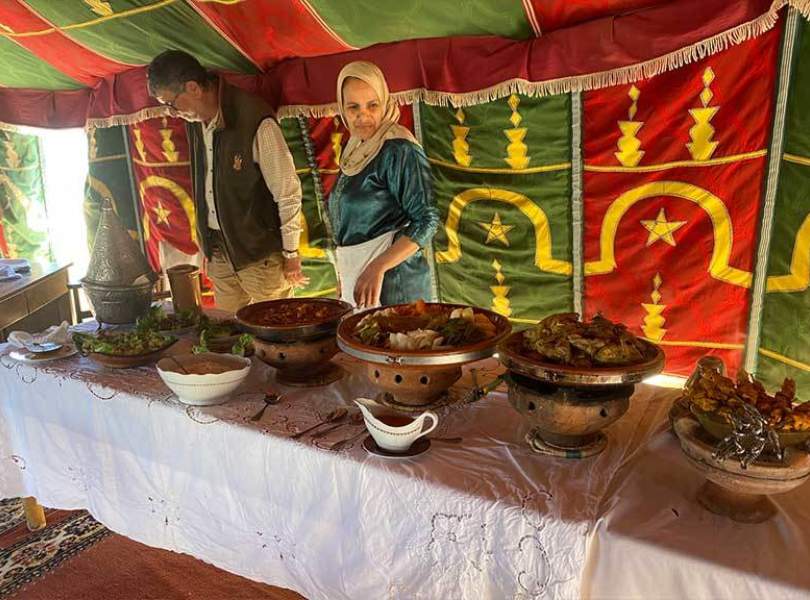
[{"xmin": 0, "ymin": 339, "xmax": 809, "ymax": 599}]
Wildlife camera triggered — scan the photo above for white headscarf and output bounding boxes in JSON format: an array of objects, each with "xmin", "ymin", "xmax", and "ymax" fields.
[{"xmin": 336, "ymin": 61, "xmax": 418, "ymax": 176}]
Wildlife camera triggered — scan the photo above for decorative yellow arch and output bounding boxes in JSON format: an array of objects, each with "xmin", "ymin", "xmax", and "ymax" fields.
[
  {"xmin": 767, "ymin": 213, "xmax": 810, "ymax": 292},
  {"xmin": 138, "ymin": 176, "xmax": 198, "ymax": 245},
  {"xmin": 435, "ymin": 187, "xmax": 571, "ymax": 276},
  {"xmin": 584, "ymin": 181, "xmax": 752, "ymax": 288}
]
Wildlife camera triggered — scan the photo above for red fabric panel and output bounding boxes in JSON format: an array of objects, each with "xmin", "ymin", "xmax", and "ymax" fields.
[
  {"xmin": 128, "ymin": 117, "xmax": 197, "ymax": 271},
  {"xmin": 0, "ymin": 88, "xmax": 90, "ymax": 128},
  {"xmin": 530, "ymin": 0, "xmax": 672, "ymax": 33},
  {"xmin": 188, "ymin": 0, "xmax": 350, "ymax": 68},
  {"xmin": 0, "ymin": 1, "xmax": 130, "ymax": 86},
  {"xmin": 582, "ymin": 28, "xmax": 781, "ymax": 377},
  {"xmin": 265, "ymin": 0, "xmax": 774, "ymax": 109}
]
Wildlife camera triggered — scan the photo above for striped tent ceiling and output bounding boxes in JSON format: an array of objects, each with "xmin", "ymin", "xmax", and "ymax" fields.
[
  {"xmin": 0, "ymin": 0, "xmax": 803, "ymax": 127},
  {"xmin": 0, "ymin": 0, "xmax": 670, "ymax": 90}
]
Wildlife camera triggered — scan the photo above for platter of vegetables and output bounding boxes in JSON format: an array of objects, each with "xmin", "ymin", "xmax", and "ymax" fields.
[{"xmin": 73, "ymin": 330, "xmax": 177, "ymax": 368}]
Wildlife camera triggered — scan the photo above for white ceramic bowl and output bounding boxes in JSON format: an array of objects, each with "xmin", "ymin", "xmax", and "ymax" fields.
[{"xmin": 157, "ymin": 353, "xmax": 252, "ymax": 406}]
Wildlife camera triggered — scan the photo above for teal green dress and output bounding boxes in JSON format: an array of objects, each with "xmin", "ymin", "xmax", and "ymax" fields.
[{"xmin": 328, "ymin": 139, "xmax": 440, "ymax": 305}]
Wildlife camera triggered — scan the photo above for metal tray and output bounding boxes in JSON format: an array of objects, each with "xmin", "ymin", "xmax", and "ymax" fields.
[
  {"xmin": 336, "ymin": 302, "xmax": 511, "ymax": 366},
  {"xmin": 497, "ymin": 330, "xmax": 664, "ymax": 386}
]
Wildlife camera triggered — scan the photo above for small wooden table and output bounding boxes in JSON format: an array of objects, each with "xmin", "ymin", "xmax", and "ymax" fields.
[{"xmin": 0, "ymin": 263, "xmax": 71, "ymax": 342}]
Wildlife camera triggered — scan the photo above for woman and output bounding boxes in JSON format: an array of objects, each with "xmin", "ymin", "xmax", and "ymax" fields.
[{"xmin": 330, "ymin": 61, "xmax": 440, "ymax": 308}]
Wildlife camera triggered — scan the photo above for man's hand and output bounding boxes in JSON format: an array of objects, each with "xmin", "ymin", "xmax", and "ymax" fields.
[
  {"xmin": 282, "ymin": 256, "xmax": 309, "ymax": 289},
  {"xmin": 354, "ymin": 261, "xmax": 387, "ymax": 308}
]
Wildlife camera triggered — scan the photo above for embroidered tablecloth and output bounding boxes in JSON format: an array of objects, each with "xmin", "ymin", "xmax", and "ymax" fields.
[{"xmin": 1, "ymin": 334, "xmax": 807, "ymax": 599}]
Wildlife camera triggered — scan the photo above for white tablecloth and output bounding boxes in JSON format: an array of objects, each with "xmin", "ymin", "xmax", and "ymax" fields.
[{"xmin": 0, "ymin": 340, "xmax": 808, "ymax": 599}]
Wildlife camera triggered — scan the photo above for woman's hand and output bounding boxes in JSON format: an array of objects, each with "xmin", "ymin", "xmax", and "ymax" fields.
[{"xmin": 354, "ymin": 261, "xmax": 388, "ymax": 308}]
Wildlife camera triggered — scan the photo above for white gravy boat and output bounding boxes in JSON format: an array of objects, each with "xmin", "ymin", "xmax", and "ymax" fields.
[{"xmin": 354, "ymin": 399, "xmax": 438, "ymax": 453}]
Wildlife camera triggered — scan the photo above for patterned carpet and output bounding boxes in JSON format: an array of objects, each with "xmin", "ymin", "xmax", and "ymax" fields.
[{"xmin": 0, "ymin": 498, "xmax": 109, "ymax": 598}]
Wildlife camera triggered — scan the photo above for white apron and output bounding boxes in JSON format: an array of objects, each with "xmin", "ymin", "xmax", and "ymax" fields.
[{"xmin": 335, "ymin": 230, "xmax": 397, "ymax": 307}]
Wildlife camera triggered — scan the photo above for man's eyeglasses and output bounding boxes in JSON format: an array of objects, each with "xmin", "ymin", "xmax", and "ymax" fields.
[{"xmin": 160, "ymin": 89, "xmax": 186, "ymax": 110}]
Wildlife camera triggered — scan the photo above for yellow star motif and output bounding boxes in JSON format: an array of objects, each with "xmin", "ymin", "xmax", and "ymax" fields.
[
  {"xmin": 641, "ymin": 208, "xmax": 686, "ymax": 247},
  {"xmin": 477, "ymin": 212, "xmax": 515, "ymax": 247},
  {"xmin": 153, "ymin": 200, "xmax": 171, "ymax": 226}
]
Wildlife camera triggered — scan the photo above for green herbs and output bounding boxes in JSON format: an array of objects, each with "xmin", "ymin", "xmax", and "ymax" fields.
[
  {"xmin": 136, "ymin": 305, "xmax": 202, "ymax": 333},
  {"xmin": 439, "ymin": 318, "xmax": 485, "ymax": 347},
  {"xmin": 73, "ymin": 330, "xmax": 174, "ymax": 356}
]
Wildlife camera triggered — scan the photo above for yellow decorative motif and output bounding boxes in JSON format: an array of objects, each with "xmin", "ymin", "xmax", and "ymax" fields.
[
  {"xmin": 331, "ymin": 117, "xmax": 343, "ymax": 167},
  {"xmin": 435, "ymin": 187, "xmax": 571, "ymax": 276},
  {"xmin": 687, "ymin": 67, "xmax": 720, "ymax": 161},
  {"xmin": 133, "ymin": 128, "xmax": 147, "ymax": 163},
  {"xmin": 450, "ymin": 108, "xmax": 472, "ymax": 167},
  {"xmin": 299, "ymin": 212, "xmax": 326, "ymax": 259},
  {"xmin": 153, "ymin": 200, "xmax": 171, "ymax": 225},
  {"xmin": 585, "ymin": 181, "xmax": 751, "ymax": 288},
  {"xmin": 160, "ymin": 128, "xmax": 179, "ymax": 162},
  {"xmin": 3, "ymin": 141, "xmax": 20, "ymax": 170},
  {"xmin": 503, "ymin": 94, "xmax": 530, "ymax": 170},
  {"xmin": 490, "ymin": 259, "xmax": 512, "ymax": 317},
  {"xmin": 138, "ymin": 176, "xmax": 197, "ymax": 245},
  {"xmin": 766, "ymin": 213, "xmax": 810, "ymax": 292},
  {"xmin": 615, "ymin": 85, "xmax": 645, "ymax": 167},
  {"xmin": 641, "ymin": 207, "xmax": 686, "ymax": 247},
  {"xmin": 87, "ymin": 128, "xmax": 98, "ymax": 161},
  {"xmin": 0, "ymin": 175, "xmax": 28, "ymax": 213},
  {"xmin": 476, "ymin": 212, "xmax": 514, "ymax": 247},
  {"xmin": 641, "ymin": 273, "xmax": 667, "ymax": 341},
  {"xmin": 758, "ymin": 348, "xmax": 810, "ymax": 373},
  {"xmin": 84, "ymin": 0, "xmax": 113, "ymax": 17}
]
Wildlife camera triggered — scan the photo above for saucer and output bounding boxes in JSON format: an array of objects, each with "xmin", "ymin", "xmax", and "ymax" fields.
[
  {"xmin": 362, "ymin": 435, "xmax": 430, "ymax": 460},
  {"xmin": 8, "ymin": 344, "xmax": 78, "ymax": 364}
]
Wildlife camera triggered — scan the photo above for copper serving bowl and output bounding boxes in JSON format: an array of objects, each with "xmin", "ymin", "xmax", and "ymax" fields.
[
  {"xmin": 337, "ymin": 303, "xmax": 511, "ymax": 407},
  {"xmin": 497, "ymin": 330, "xmax": 664, "ymax": 457},
  {"xmin": 236, "ymin": 298, "xmax": 353, "ymax": 343},
  {"xmin": 236, "ymin": 298, "xmax": 352, "ymax": 387}
]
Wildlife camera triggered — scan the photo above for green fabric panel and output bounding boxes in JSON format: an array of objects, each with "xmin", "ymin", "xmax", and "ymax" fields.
[
  {"xmin": 279, "ymin": 118, "xmax": 336, "ymax": 297},
  {"xmin": 420, "ymin": 95, "xmax": 573, "ymax": 322},
  {"xmin": 784, "ymin": 18, "xmax": 810, "ymax": 157},
  {"xmin": 24, "ymin": 0, "xmax": 255, "ymax": 72},
  {"xmin": 84, "ymin": 126, "xmax": 139, "ymax": 250},
  {"xmin": 305, "ymin": 0, "xmax": 532, "ymax": 48},
  {"xmin": 757, "ymin": 18, "xmax": 810, "ymax": 394},
  {"xmin": 0, "ymin": 38, "xmax": 82, "ymax": 89},
  {"xmin": 422, "ymin": 94, "xmax": 571, "ymax": 169},
  {"xmin": 758, "ymin": 160, "xmax": 810, "ymax": 393},
  {"xmin": 0, "ymin": 129, "xmax": 52, "ymax": 261}
]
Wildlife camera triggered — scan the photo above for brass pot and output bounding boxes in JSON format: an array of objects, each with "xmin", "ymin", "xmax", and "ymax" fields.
[
  {"xmin": 674, "ymin": 416, "xmax": 810, "ymax": 523},
  {"xmin": 507, "ymin": 372, "xmax": 633, "ymax": 455},
  {"xmin": 253, "ymin": 335, "xmax": 343, "ymax": 387},
  {"xmin": 81, "ymin": 278, "xmax": 154, "ymax": 325},
  {"xmin": 366, "ymin": 363, "xmax": 463, "ymax": 407}
]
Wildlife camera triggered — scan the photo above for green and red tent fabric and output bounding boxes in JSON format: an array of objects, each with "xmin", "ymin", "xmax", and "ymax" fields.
[{"xmin": 1, "ymin": 0, "xmax": 809, "ymax": 391}]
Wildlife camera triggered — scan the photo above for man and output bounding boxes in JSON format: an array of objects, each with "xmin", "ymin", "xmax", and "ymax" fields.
[{"xmin": 147, "ymin": 50, "xmax": 308, "ymax": 312}]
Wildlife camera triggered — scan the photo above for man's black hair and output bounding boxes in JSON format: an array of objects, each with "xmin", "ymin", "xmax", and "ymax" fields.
[{"xmin": 147, "ymin": 50, "xmax": 214, "ymax": 96}]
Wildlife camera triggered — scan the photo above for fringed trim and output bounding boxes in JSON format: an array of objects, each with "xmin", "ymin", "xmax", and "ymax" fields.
[
  {"xmin": 85, "ymin": 106, "xmax": 173, "ymax": 130},
  {"xmin": 790, "ymin": 0, "xmax": 810, "ymax": 18},
  {"xmin": 278, "ymin": 0, "xmax": 788, "ymax": 119}
]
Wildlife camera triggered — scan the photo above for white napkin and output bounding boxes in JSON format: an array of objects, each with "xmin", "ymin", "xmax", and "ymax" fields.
[
  {"xmin": 8, "ymin": 321, "xmax": 71, "ymax": 350},
  {"xmin": 0, "ymin": 258, "xmax": 30, "ymax": 273},
  {"xmin": 0, "ymin": 265, "xmax": 21, "ymax": 282}
]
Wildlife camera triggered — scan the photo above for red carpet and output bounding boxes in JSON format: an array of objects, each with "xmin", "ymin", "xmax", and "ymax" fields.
[{"xmin": 0, "ymin": 499, "xmax": 305, "ymax": 599}]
